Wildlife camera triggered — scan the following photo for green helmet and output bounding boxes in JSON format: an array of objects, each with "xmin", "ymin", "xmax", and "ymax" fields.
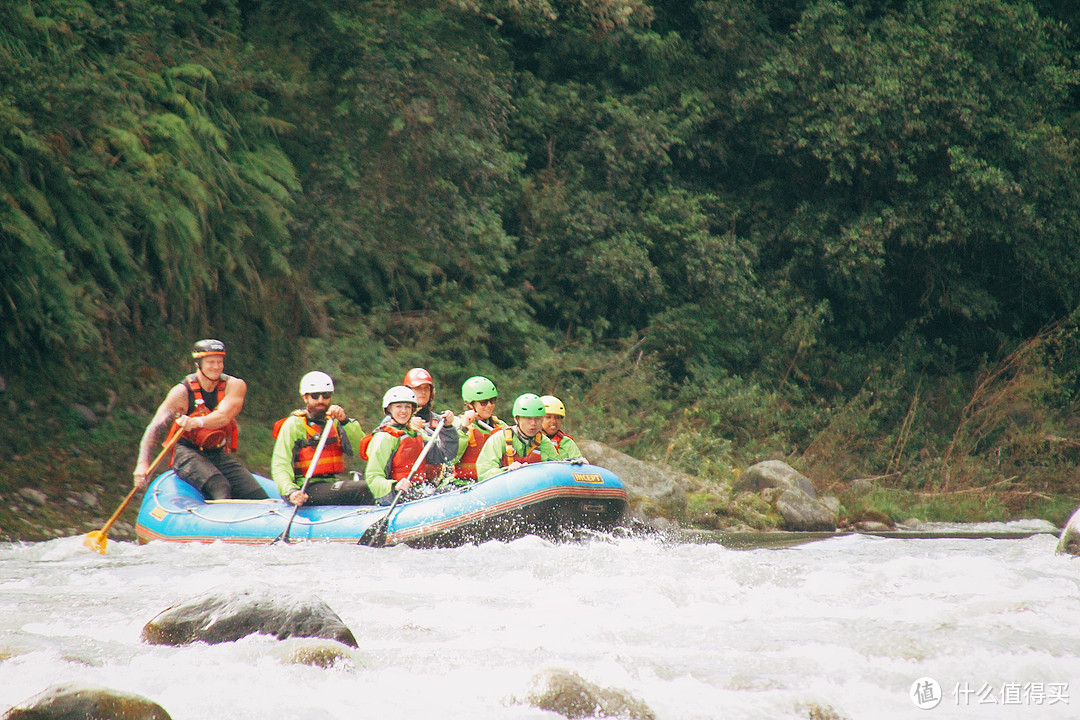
[
  {"xmin": 512, "ymin": 393, "xmax": 547, "ymax": 418},
  {"xmin": 462, "ymin": 376, "xmax": 498, "ymax": 403}
]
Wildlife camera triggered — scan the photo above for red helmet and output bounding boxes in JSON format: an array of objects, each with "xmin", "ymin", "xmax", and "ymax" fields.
[{"xmin": 403, "ymin": 367, "xmax": 434, "ymax": 388}]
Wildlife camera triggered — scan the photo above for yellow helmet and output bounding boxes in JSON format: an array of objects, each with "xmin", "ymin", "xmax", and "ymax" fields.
[{"xmin": 540, "ymin": 395, "xmax": 565, "ymax": 417}]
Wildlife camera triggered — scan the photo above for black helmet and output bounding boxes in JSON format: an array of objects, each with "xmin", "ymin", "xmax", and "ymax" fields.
[{"xmin": 192, "ymin": 339, "xmax": 226, "ymax": 360}]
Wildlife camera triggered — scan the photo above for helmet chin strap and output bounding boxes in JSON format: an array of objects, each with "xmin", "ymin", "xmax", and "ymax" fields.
[{"xmin": 195, "ymin": 362, "xmax": 222, "ymax": 389}]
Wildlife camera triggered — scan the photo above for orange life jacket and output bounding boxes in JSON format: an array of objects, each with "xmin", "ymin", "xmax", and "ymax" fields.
[
  {"xmin": 358, "ymin": 424, "xmax": 404, "ymax": 461},
  {"xmin": 454, "ymin": 417, "xmax": 504, "ymax": 480},
  {"xmin": 549, "ymin": 429, "xmax": 574, "ymax": 453},
  {"xmin": 180, "ymin": 374, "xmax": 239, "ymax": 452},
  {"xmin": 272, "ymin": 410, "xmax": 346, "ymax": 477},
  {"xmin": 501, "ymin": 427, "xmax": 543, "ymax": 467},
  {"xmin": 361, "ymin": 424, "xmax": 442, "ymax": 484}
]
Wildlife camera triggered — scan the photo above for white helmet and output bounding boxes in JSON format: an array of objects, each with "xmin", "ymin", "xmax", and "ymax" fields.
[
  {"xmin": 299, "ymin": 371, "xmax": 335, "ymax": 396},
  {"xmin": 382, "ymin": 385, "xmax": 417, "ymax": 410}
]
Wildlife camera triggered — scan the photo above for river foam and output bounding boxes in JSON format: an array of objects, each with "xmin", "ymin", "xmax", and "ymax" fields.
[{"xmin": 0, "ymin": 530, "xmax": 1076, "ymax": 719}]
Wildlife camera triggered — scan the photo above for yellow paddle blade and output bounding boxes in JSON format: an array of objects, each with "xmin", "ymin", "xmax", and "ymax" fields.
[{"xmin": 83, "ymin": 531, "xmax": 108, "ymax": 555}]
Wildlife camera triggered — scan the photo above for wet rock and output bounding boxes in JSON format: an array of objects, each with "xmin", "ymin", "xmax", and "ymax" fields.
[
  {"xmin": 2, "ymin": 683, "xmax": 170, "ymax": 720},
  {"xmin": 775, "ymin": 488, "xmax": 836, "ymax": 531},
  {"xmin": 850, "ymin": 509, "xmax": 894, "ymax": 530},
  {"xmin": 578, "ymin": 440, "xmax": 688, "ymax": 516},
  {"xmin": 0, "ymin": 645, "xmax": 23, "ymax": 662},
  {"xmin": 736, "ymin": 461, "xmax": 838, "ymax": 531},
  {"xmin": 854, "ymin": 521, "xmax": 892, "ymax": 532},
  {"xmin": 800, "ymin": 702, "xmax": 851, "ymax": 720},
  {"xmin": 730, "ymin": 491, "xmax": 782, "ymax": 529},
  {"xmin": 735, "ymin": 460, "xmax": 818, "ymax": 498},
  {"xmin": 16, "ymin": 489, "xmax": 48, "ymax": 506},
  {"xmin": 141, "ymin": 586, "xmax": 358, "ymax": 647},
  {"xmin": 523, "ymin": 668, "xmax": 655, "ymax": 720},
  {"xmin": 820, "ymin": 495, "xmax": 841, "ymax": 516},
  {"xmin": 65, "ymin": 492, "xmax": 99, "ymax": 510},
  {"xmin": 69, "ymin": 403, "xmax": 98, "ymax": 428},
  {"xmin": 1056, "ymin": 506, "xmax": 1080, "ymax": 555},
  {"xmin": 276, "ymin": 638, "xmax": 357, "ymax": 669}
]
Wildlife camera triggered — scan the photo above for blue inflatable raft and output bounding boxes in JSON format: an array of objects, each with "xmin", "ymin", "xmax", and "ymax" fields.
[{"xmin": 135, "ymin": 462, "xmax": 628, "ymax": 547}]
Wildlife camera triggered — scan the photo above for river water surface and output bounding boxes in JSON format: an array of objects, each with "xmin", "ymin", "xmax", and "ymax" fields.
[{"xmin": 1, "ymin": 522, "xmax": 1077, "ymax": 720}]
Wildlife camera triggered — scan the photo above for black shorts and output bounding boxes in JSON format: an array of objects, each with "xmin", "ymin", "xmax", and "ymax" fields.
[
  {"xmin": 301, "ymin": 476, "xmax": 375, "ymax": 506},
  {"xmin": 173, "ymin": 445, "xmax": 269, "ymax": 500}
]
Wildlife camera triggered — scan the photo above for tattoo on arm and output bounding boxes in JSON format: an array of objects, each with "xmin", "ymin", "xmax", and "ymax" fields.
[{"xmin": 139, "ymin": 388, "xmax": 184, "ymax": 464}]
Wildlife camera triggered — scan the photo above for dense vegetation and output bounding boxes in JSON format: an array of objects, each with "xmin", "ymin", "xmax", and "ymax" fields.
[{"xmin": 4, "ymin": 0, "xmax": 1080, "ymax": 538}]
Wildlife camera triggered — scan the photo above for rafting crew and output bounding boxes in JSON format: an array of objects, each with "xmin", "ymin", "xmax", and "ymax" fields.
[
  {"xmin": 363, "ymin": 385, "xmax": 459, "ymax": 504},
  {"xmin": 270, "ymin": 371, "xmax": 373, "ymax": 506},
  {"xmin": 132, "ymin": 339, "xmax": 269, "ymax": 500},
  {"xmin": 129, "ymin": 347, "xmax": 597, "ymax": 502},
  {"xmin": 474, "ymin": 393, "xmax": 558, "ymax": 482},
  {"xmin": 448, "ymin": 376, "xmax": 509, "ymax": 487},
  {"xmin": 540, "ymin": 395, "xmax": 586, "ymax": 462}
]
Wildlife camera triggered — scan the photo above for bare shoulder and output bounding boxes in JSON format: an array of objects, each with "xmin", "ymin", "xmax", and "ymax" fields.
[
  {"xmin": 223, "ymin": 375, "xmax": 248, "ymax": 396},
  {"xmin": 145, "ymin": 383, "xmax": 188, "ymax": 425},
  {"xmin": 162, "ymin": 383, "xmax": 189, "ymax": 409}
]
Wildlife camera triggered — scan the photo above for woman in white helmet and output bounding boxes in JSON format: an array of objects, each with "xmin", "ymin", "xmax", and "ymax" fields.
[
  {"xmin": 270, "ymin": 371, "xmax": 372, "ymax": 505},
  {"xmin": 363, "ymin": 385, "xmax": 459, "ymax": 504}
]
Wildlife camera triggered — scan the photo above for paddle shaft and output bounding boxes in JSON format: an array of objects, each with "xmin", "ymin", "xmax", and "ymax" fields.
[
  {"xmin": 360, "ymin": 415, "xmax": 446, "ymax": 546},
  {"xmin": 102, "ymin": 425, "xmax": 182, "ymax": 535},
  {"xmin": 99, "ymin": 486, "xmax": 138, "ymax": 537},
  {"xmin": 393, "ymin": 414, "xmax": 446, "ymax": 498},
  {"xmin": 278, "ymin": 417, "xmax": 337, "ymax": 544}
]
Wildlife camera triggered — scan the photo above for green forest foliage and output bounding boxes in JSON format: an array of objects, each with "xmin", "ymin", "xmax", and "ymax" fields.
[{"xmin": 4, "ymin": 0, "xmax": 1080, "ymax": 520}]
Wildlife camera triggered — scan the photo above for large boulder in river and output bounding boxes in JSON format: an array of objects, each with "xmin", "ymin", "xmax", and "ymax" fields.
[
  {"xmin": 3, "ymin": 684, "xmax": 170, "ymax": 720},
  {"xmin": 578, "ymin": 440, "xmax": 688, "ymax": 517},
  {"xmin": 734, "ymin": 460, "xmax": 838, "ymax": 531},
  {"xmin": 141, "ymin": 586, "xmax": 358, "ymax": 647},
  {"xmin": 522, "ymin": 668, "xmax": 655, "ymax": 720}
]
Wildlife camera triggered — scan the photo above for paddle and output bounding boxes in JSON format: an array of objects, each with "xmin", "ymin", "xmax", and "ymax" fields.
[
  {"xmin": 84, "ymin": 422, "xmax": 181, "ymax": 555},
  {"xmin": 275, "ymin": 418, "xmax": 337, "ymax": 545},
  {"xmin": 358, "ymin": 415, "xmax": 446, "ymax": 548}
]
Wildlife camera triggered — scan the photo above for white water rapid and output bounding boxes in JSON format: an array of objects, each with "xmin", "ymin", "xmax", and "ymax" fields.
[{"xmin": 1, "ymin": 522, "xmax": 1077, "ymax": 720}]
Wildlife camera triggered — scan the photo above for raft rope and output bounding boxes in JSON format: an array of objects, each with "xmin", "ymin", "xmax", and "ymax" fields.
[{"xmin": 148, "ymin": 482, "xmax": 426, "ymax": 527}]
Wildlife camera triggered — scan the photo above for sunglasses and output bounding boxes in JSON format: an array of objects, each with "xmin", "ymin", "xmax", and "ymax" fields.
[
  {"xmin": 308, "ymin": 392, "xmax": 333, "ymax": 400},
  {"xmin": 476, "ymin": 398, "xmax": 496, "ymax": 406}
]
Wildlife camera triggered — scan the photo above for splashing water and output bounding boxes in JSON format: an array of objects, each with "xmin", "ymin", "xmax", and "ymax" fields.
[{"xmin": 1, "ymin": 524, "xmax": 1077, "ymax": 719}]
